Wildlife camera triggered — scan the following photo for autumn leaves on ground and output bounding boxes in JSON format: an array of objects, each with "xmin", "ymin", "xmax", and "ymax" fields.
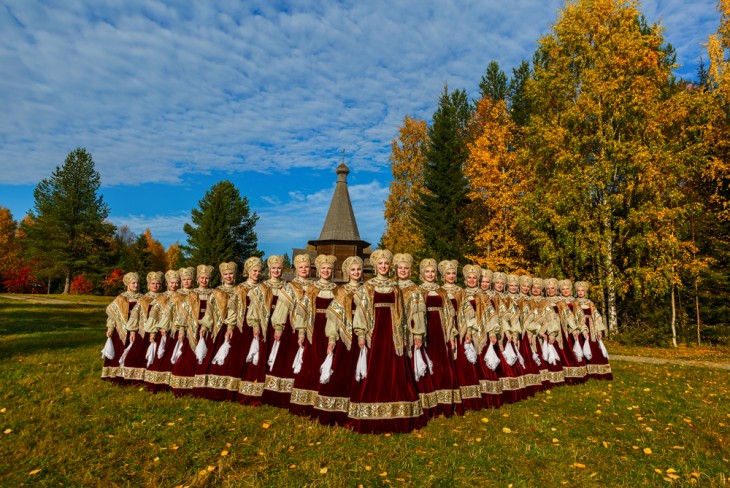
[{"xmin": 0, "ymin": 296, "xmax": 728, "ymax": 487}]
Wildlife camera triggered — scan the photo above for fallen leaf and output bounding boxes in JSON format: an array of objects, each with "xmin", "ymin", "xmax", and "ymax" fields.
[
  {"xmin": 666, "ymin": 469, "xmax": 677, "ymax": 474},
  {"xmin": 289, "ymin": 464, "xmax": 296, "ymax": 469},
  {"xmin": 207, "ymin": 466, "xmax": 216, "ymax": 472},
  {"xmin": 225, "ymin": 442, "xmax": 231, "ymax": 447},
  {"xmin": 691, "ymin": 472, "xmax": 701, "ymax": 478},
  {"xmin": 502, "ymin": 427, "xmax": 512, "ymax": 434},
  {"xmin": 28, "ymin": 469, "xmax": 41, "ymax": 475},
  {"xmin": 320, "ymin": 467, "xmax": 328, "ymax": 474},
  {"xmin": 475, "ymin": 438, "xmax": 482, "ymax": 442},
  {"xmin": 365, "ymin": 466, "xmax": 372, "ymax": 471},
  {"xmin": 632, "ymin": 446, "xmax": 639, "ymax": 450},
  {"xmin": 379, "ymin": 472, "xmax": 388, "ymax": 477},
  {"xmin": 481, "ymin": 418, "xmax": 489, "ymax": 423},
  {"xmin": 595, "ymin": 410, "xmax": 602, "ymax": 415},
  {"xmin": 170, "ymin": 445, "xmax": 179, "ymax": 450},
  {"xmin": 384, "ymin": 433, "xmax": 391, "ymax": 437},
  {"xmin": 262, "ymin": 423, "xmax": 270, "ymax": 429},
  {"xmin": 220, "ymin": 450, "xmax": 229, "ymax": 456},
  {"xmin": 654, "ymin": 469, "xmax": 663, "ymax": 474},
  {"xmin": 153, "ymin": 457, "xmax": 159, "ymax": 462},
  {"xmin": 3, "ymin": 429, "xmax": 11, "ymax": 434},
  {"xmin": 602, "ymin": 441, "xmax": 608, "ymax": 448},
  {"xmin": 552, "ymin": 438, "xmax": 560, "ymax": 444},
  {"xmin": 0, "ymin": 408, "xmax": 6, "ymax": 413},
  {"xmin": 663, "ymin": 477, "xmax": 673, "ymax": 482},
  {"xmin": 667, "ymin": 474, "xmax": 680, "ymax": 480},
  {"xmin": 573, "ymin": 463, "xmax": 586, "ymax": 468},
  {"xmin": 643, "ymin": 448, "xmax": 652, "ymax": 455},
  {"xmin": 166, "ymin": 422, "xmax": 175, "ymax": 426}
]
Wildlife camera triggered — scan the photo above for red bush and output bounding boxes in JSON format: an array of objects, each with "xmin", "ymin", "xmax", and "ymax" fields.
[
  {"xmin": 2, "ymin": 265, "xmax": 36, "ymax": 293},
  {"xmin": 70, "ymin": 273, "xmax": 94, "ymax": 295},
  {"xmin": 102, "ymin": 268, "xmax": 126, "ymax": 296}
]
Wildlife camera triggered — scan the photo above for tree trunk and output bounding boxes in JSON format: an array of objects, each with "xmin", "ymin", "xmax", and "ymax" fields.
[
  {"xmin": 63, "ymin": 270, "xmax": 70, "ymax": 294},
  {"xmin": 47, "ymin": 279, "xmax": 51, "ymax": 295},
  {"xmin": 670, "ymin": 282, "xmax": 677, "ymax": 348},
  {"xmin": 695, "ymin": 278, "xmax": 701, "ymax": 347},
  {"xmin": 603, "ymin": 214, "xmax": 618, "ymax": 335}
]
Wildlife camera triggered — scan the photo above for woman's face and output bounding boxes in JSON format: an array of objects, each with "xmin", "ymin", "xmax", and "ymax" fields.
[
  {"xmin": 348, "ymin": 264, "xmax": 362, "ymax": 282},
  {"xmin": 269, "ymin": 264, "xmax": 282, "ymax": 279},
  {"xmin": 560, "ymin": 285, "xmax": 572, "ymax": 297},
  {"xmin": 422, "ymin": 266, "xmax": 436, "ymax": 283},
  {"xmin": 508, "ymin": 282, "xmax": 519, "ymax": 294},
  {"xmin": 181, "ymin": 276, "xmax": 193, "ymax": 289},
  {"xmin": 198, "ymin": 274, "xmax": 210, "ymax": 288},
  {"xmin": 494, "ymin": 281, "xmax": 505, "ymax": 292},
  {"xmin": 465, "ymin": 274, "xmax": 478, "ymax": 288},
  {"xmin": 520, "ymin": 283, "xmax": 531, "ymax": 294},
  {"xmin": 444, "ymin": 269, "xmax": 457, "ymax": 284},
  {"xmin": 249, "ymin": 267, "xmax": 262, "ymax": 283},
  {"xmin": 576, "ymin": 287, "xmax": 586, "ymax": 299},
  {"xmin": 149, "ymin": 280, "xmax": 162, "ymax": 293},
  {"xmin": 530, "ymin": 284, "xmax": 542, "ymax": 296},
  {"xmin": 546, "ymin": 285, "xmax": 557, "ymax": 297},
  {"xmin": 396, "ymin": 264, "xmax": 410, "ymax": 280},
  {"xmin": 319, "ymin": 264, "xmax": 333, "ymax": 280},
  {"xmin": 296, "ymin": 261, "xmax": 310, "ymax": 278},
  {"xmin": 127, "ymin": 279, "xmax": 139, "ymax": 293},
  {"xmin": 167, "ymin": 279, "xmax": 180, "ymax": 292},
  {"xmin": 376, "ymin": 259, "xmax": 390, "ymax": 277},
  {"xmin": 480, "ymin": 277, "xmax": 491, "ymax": 290},
  {"xmin": 222, "ymin": 270, "xmax": 236, "ymax": 285}
]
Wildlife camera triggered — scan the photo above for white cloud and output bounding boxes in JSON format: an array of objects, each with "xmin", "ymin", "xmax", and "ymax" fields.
[{"xmin": 3, "ymin": 0, "xmax": 713, "ymax": 187}]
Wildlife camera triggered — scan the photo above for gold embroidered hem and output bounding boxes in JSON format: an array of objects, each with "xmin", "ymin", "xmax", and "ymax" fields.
[
  {"xmin": 418, "ymin": 390, "xmax": 440, "ymax": 410},
  {"xmin": 192, "ymin": 374, "xmax": 208, "ymax": 388},
  {"xmin": 169, "ymin": 374, "xmax": 195, "ymax": 390},
  {"xmin": 539, "ymin": 369, "xmax": 550, "ymax": 384},
  {"xmin": 458, "ymin": 384, "xmax": 482, "ymax": 400},
  {"xmin": 480, "ymin": 379, "xmax": 502, "ymax": 395},
  {"xmin": 101, "ymin": 366, "xmax": 120, "ymax": 379},
  {"xmin": 264, "ymin": 375, "xmax": 294, "ymax": 394},
  {"xmin": 523, "ymin": 373, "xmax": 542, "ymax": 388},
  {"xmin": 586, "ymin": 363, "xmax": 612, "ymax": 376},
  {"xmin": 435, "ymin": 388, "xmax": 462, "ymax": 405},
  {"xmin": 348, "ymin": 400, "xmax": 424, "ymax": 420},
  {"xmin": 203, "ymin": 374, "xmax": 241, "ymax": 392},
  {"xmin": 144, "ymin": 370, "xmax": 171, "ymax": 385},
  {"xmin": 120, "ymin": 366, "xmax": 146, "ymax": 382},
  {"xmin": 314, "ymin": 394, "xmax": 350, "ymax": 413},
  {"xmin": 563, "ymin": 366, "xmax": 588, "ymax": 378},
  {"xmin": 500, "ymin": 375, "xmax": 527, "ymax": 391},
  {"xmin": 290, "ymin": 387, "xmax": 318, "ymax": 406},
  {"xmin": 546, "ymin": 370, "xmax": 565, "ymax": 384},
  {"xmin": 239, "ymin": 380, "xmax": 265, "ymax": 397}
]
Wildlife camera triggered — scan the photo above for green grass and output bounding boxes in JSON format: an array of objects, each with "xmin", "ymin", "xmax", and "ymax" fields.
[{"xmin": 0, "ymin": 296, "xmax": 728, "ymax": 487}]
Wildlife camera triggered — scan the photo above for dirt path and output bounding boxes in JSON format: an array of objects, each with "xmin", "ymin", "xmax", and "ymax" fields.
[
  {"xmin": 0, "ymin": 294, "xmax": 90, "ymax": 305},
  {"xmin": 612, "ymin": 354, "xmax": 730, "ymax": 371}
]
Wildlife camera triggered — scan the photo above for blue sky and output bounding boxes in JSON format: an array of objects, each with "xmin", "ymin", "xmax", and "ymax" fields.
[{"xmin": 0, "ymin": 0, "xmax": 721, "ymax": 258}]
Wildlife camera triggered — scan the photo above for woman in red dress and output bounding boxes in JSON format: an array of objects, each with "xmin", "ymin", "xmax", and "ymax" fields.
[
  {"xmin": 416, "ymin": 258, "xmax": 460, "ymax": 417},
  {"xmin": 440, "ymin": 260, "xmax": 484, "ymax": 411},
  {"xmin": 544, "ymin": 278, "xmax": 585, "ymax": 385},
  {"xmin": 574, "ymin": 281, "xmax": 612, "ymax": 381},
  {"xmin": 261, "ymin": 254, "xmax": 312, "ymax": 407},
  {"xmin": 101, "ymin": 272, "xmax": 141, "ymax": 383},
  {"xmin": 463, "ymin": 265, "xmax": 501, "ymax": 409},
  {"xmin": 348, "ymin": 249, "xmax": 427, "ymax": 434},
  {"xmin": 491, "ymin": 272, "xmax": 527, "ymax": 403},
  {"xmin": 313, "ymin": 256, "xmax": 363, "ymax": 426},
  {"xmin": 144, "ymin": 269, "xmax": 181, "ymax": 392},
  {"xmin": 169, "ymin": 265, "xmax": 215, "ymax": 397},
  {"xmin": 559, "ymin": 279, "xmax": 588, "ymax": 384},
  {"xmin": 289, "ymin": 254, "xmax": 338, "ymax": 417},
  {"xmin": 120, "ymin": 271, "xmax": 164, "ymax": 385}
]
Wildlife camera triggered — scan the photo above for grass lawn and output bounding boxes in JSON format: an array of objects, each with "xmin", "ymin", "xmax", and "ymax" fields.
[{"xmin": 0, "ymin": 296, "xmax": 728, "ymax": 487}]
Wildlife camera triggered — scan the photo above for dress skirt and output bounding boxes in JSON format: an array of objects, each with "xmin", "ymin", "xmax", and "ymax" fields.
[
  {"xmin": 313, "ymin": 340, "xmax": 360, "ymax": 426},
  {"xmin": 145, "ymin": 332, "xmax": 176, "ymax": 393},
  {"xmin": 101, "ymin": 328, "xmax": 126, "ymax": 383},
  {"xmin": 195, "ymin": 324, "xmax": 248, "ymax": 402},
  {"xmin": 584, "ymin": 336, "xmax": 613, "ymax": 381},
  {"xmin": 497, "ymin": 338, "xmax": 527, "ymax": 404},
  {"xmin": 347, "ymin": 291, "xmax": 427, "ymax": 434},
  {"xmin": 517, "ymin": 334, "xmax": 543, "ymax": 397},
  {"xmin": 169, "ymin": 336, "xmax": 198, "ymax": 397},
  {"xmin": 560, "ymin": 329, "xmax": 588, "ymax": 385},
  {"xmin": 476, "ymin": 345, "xmax": 502, "ymax": 409},
  {"xmin": 262, "ymin": 296, "xmax": 298, "ymax": 408},
  {"xmin": 289, "ymin": 296, "xmax": 332, "ymax": 417},
  {"xmin": 118, "ymin": 333, "xmax": 148, "ymax": 385}
]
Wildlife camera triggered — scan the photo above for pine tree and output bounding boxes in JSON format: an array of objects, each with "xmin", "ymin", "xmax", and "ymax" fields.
[
  {"xmin": 182, "ymin": 180, "xmax": 261, "ymax": 280},
  {"xmin": 508, "ymin": 60, "xmax": 533, "ymax": 127},
  {"xmin": 414, "ymin": 86, "xmax": 473, "ymax": 262},
  {"xmin": 479, "ymin": 61, "xmax": 508, "ymax": 102},
  {"xmin": 21, "ymin": 148, "xmax": 114, "ymax": 293}
]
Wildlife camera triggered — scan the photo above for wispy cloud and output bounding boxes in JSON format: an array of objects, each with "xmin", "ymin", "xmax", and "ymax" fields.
[{"xmin": 1, "ymin": 0, "xmax": 715, "ymax": 187}]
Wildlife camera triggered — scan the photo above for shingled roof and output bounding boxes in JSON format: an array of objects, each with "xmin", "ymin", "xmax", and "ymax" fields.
[{"xmin": 316, "ymin": 162, "xmax": 363, "ymax": 241}]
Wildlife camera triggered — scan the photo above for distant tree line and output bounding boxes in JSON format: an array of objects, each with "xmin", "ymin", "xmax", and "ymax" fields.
[
  {"xmin": 0, "ymin": 149, "xmax": 261, "ymax": 295},
  {"xmin": 381, "ymin": 0, "xmax": 730, "ymax": 346}
]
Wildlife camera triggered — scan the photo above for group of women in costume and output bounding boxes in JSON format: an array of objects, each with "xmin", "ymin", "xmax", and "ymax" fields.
[{"xmin": 101, "ymin": 250, "xmax": 612, "ymax": 434}]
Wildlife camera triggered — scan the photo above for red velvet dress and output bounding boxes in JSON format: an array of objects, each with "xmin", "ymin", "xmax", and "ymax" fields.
[
  {"xmin": 119, "ymin": 295, "xmax": 158, "ymax": 385},
  {"xmin": 261, "ymin": 295, "xmax": 298, "ymax": 408},
  {"xmin": 101, "ymin": 294, "xmax": 137, "ymax": 384},
  {"xmin": 557, "ymin": 301, "xmax": 587, "ymax": 385},
  {"xmin": 451, "ymin": 295, "xmax": 485, "ymax": 411},
  {"xmin": 491, "ymin": 296, "xmax": 527, "ymax": 404},
  {"xmin": 578, "ymin": 302, "xmax": 613, "ymax": 381},
  {"xmin": 348, "ymin": 290, "xmax": 427, "ymax": 434},
  {"xmin": 420, "ymin": 292, "xmax": 461, "ymax": 417},
  {"xmin": 469, "ymin": 296, "xmax": 501, "ymax": 409},
  {"xmin": 170, "ymin": 297, "xmax": 208, "ymax": 397},
  {"xmin": 289, "ymin": 295, "xmax": 333, "ymax": 417},
  {"xmin": 314, "ymin": 295, "xmax": 359, "ymax": 426},
  {"xmin": 145, "ymin": 291, "xmax": 186, "ymax": 393}
]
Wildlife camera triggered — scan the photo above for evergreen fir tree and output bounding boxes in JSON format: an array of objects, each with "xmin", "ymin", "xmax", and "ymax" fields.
[
  {"xmin": 479, "ymin": 61, "xmax": 508, "ymax": 102},
  {"xmin": 508, "ymin": 60, "xmax": 533, "ymax": 127},
  {"xmin": 182, "ymin": 180, "xmax": 261, "ymax": 282},
  {"xmin": 22, "ymin": 148, "xmax": 114, "ymax": 293},
  {"xmin": 414, "ymin": 86, "xmax": 473, "ymax": 262}
]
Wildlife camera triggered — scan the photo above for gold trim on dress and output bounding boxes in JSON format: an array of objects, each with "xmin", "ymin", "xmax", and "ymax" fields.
[{"xmin": 348, "ymin": 399, "xmax": 424, "ymax": 420}]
